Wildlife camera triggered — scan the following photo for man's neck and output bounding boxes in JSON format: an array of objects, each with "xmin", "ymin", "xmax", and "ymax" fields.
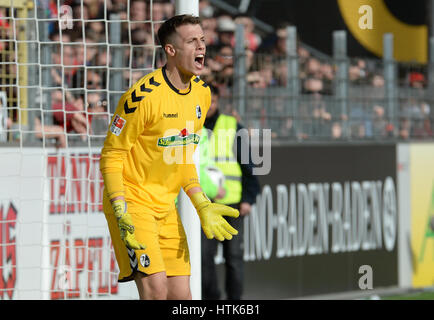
[{"xmin": 164, "ymin": 63, "xmax": 192, "ymax": 90}]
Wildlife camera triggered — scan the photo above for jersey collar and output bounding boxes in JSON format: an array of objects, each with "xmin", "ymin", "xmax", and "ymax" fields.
[{"xmin": 162, "ymin": 65, "xmax": 192, "ymax": 95}]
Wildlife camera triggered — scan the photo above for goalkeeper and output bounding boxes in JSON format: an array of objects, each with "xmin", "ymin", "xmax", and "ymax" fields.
[{"xmin": 100, "ymin": 14, "xmax": 239, "ymax": 300}]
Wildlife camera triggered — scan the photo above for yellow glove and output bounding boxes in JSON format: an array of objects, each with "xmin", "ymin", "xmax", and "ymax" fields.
[
  {"xmin": 112, "ymin": 199, "xmax": 146, "ymax": 250},
  {"xmin": 190, "ymin": 192, "xmax": 239, "ymax": 241}
]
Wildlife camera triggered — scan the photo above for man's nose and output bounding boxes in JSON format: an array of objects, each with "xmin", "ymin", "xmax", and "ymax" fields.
[{"xmin": 197, "ymin": 40, "xmax": 205, "ymax": 51}]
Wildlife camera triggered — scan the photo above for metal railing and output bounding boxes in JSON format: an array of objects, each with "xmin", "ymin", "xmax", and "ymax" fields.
[{"xmin": 226, "ymin": 25, "xmax": 434, "ymax": 143}]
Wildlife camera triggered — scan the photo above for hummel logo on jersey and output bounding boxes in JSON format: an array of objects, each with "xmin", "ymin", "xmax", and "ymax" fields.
[
  {"xmin": 163, "ymin": 112, "xmax": 178, "ymax": 118},
  {"xmin": 127, "ymin": 248, "xmax": 138, "ymax": 270}
]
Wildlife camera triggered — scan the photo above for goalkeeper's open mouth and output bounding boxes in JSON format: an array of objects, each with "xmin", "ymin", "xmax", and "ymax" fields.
[{"xmin": 194, "ymin": 54, "xmax": 205, "ymax": 71}]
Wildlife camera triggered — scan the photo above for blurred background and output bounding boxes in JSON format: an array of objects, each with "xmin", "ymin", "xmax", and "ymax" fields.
[{"xmin": 0, "ymin": 0, "xmax": 433, "ymax": 300}]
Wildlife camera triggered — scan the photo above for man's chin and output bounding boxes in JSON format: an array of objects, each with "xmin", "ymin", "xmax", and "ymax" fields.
[
  {"xmin": 192, "ymin": 68, "xmax": 203, "ymax": 77},
  {"xmin": 192, "ymin": 64, "xmax": 205, "ymax": 76}
]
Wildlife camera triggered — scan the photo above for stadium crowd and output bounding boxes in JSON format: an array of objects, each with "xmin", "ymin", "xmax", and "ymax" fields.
[{"xmin": 0, "ymin": 0, "xmax": 433, "ymax": 147}]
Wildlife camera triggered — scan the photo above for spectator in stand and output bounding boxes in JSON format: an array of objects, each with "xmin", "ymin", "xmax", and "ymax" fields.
[
  {"xmin": 213, "ymin": 64, "xmax": 233, "ymax": 88},
  {"xmin": 371, "ymin": 105, "xmax": 387, "ymax": 138},
  {"xmin": 49, "ymin": 32, "xmax": 80, "ymax": 89},
  {"xmin": 215, "ymin": 45, "xmax": 234, "ymax": 71},
  {"xmin": 408, "ymin": 72, "xmax": 425, "ymax": 89},
  {"xmin": 97, "ymin": 48, "xmax": 110, "ymax": 67},
  {"xmin": 215, "ymin": 15, "xmax": 236, "ymax": 48},
  {"xmin": 305, "ymin": 58, "xmax": 321, "ymax": 79},
  {"xmin": 348, "ymin": 64, "xmax": 362, "ymax": 83},
  {"xmin": 202, "ymin": 16, "xmax": 219, "ymax": 46},
  {"xmin": 319, "ymin": 62, "xmax": 334, "ymax": 94},
  {"xmin": 421, "ymin": 102, "xmax": 433, "ymax": 137},
  {"xmin": 130, "ymin": 0, "xmax": 148, "ymax": 28},
  {"xmin": 199, "ymin": 0, "xmax": 215, "ymax": 18},
  {"xmin": 258, "ymin": 22, "xmax": 309, "ymax": 63},
  {"xmin": 70, "ymin": 4, "xmax": 89, "ymax": 40},
  {"xmin": 348, "ymin": 101, "xmax": 370, "ymax": 139},
  {"xmin": 254, "ymin": 60, "xmax": 276, "ymax": 87},
  {"xmin": 246, "ymin": 69, "xmax": 270, "ymax": 89},
  {"xmin": 348, "ymin": 59, "xmax": 369, "ymax": 85},
  {"xmin": 303, "ymin": 57, "xmax": 333, "ymax": 94},
  {"xmin": 371, "ymin": 73, "xmax": 385, "ymax": 88},
  {"xmin": 86, "ymin": 69, "xmax": 105, "ymax": 90},
  {"xmin": 320, "ymin": 62, "xmax": 334, "ymax": 82},
  {"xmin": 84, "ymin": 0, "xmax": 104, "ymax": 19},
  {"xmin": 202, "ymin": 44, "xmax": 234, "ymax": 84},
  {"xmin": 0, "ymin": 8, "xmax": 12, "ymax": 42},
  {"xmin": 398, "ymin": 118, "xmax": 411, "ymax": 139},
  {"xmin": 152, "ymin": 1, "xmax": 167, "ymax": 21},
  {"xmin": 86, "ymin": 20, "xmax": 106, "ymax": 42},
  {"xmin": 151, "ymin": 1, "xmax": 169, "ymax": 38},
  {"xmin": 84, "ymin": 38, "xmax": 100, "ymax": 66},
  {"xmin": 0, "ymin": 95, "xmax": 12, "ymax": 142},
  {"xmin": 399, "ymin": 97, "xmax": 420, "ymax": 139},
  {"xmin": 34, "ymin": 116, "xmax": 67, "ymax": 148},
  {"xmin": 273, "ymin": 60, "xmax": 289, "ymax": 87},
  {"xmin": 87, "ymin": 92, "xmax": 109, "ymax": 135},
  {"xmin": 257, "ymin": 23, "xmax": 289, "ymax": 59},
  {"xmin": 51, "ymin": 90, "xmax": 89, "ymax": 141},
  {"xmin": 302, "ymin": 77, "xmax": 324, "ymax": 94},
  {"xmin": 33, "ymin": 90, "xmax": 84, "ymax": 148},
  {"xmin": 131, "ymin": 27, "xmax": 153, "ymax": 45},
  {"xmin": 410, "ymin": 101, "xmax": 432, "ymax": 138},
  {"xmin": 279, "ymin": 117, "xmax": 296, "ymax": 138},
  {"xmin": 232, "ymin": 15, "xmax": 261, "ymax": 52},
  {"xmin": 311, "ymin": 93, "xmax": 332, "ymax": 137},
  {"xmin": 205, "ymin": 42, "xmax": 235, "ymax": 88},
  {"xmin": 300, "ymin": 79, "xmax": 334, "ymax": 138},
  {"xmin": 107, "ymin": 0, "xmax": 128, "ymax": 16},
  {"xmin": 331, "ymin": 121, "xmax": 343, "ymax": 140},
  {"xmin": 162, "ymin": 1, "xmax": 175, "ymax": 18}
]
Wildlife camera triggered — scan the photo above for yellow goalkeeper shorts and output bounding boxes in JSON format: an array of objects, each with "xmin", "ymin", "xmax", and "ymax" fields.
[{"xmin": 103, "ymin": 194, "xmax": 191, "ymax": 282}]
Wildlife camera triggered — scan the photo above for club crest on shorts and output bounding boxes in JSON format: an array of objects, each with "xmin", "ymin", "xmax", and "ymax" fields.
[
  {"xmin": 195, "ymin": 105, "xmax": 202, "ymax": 119},
  {"xmin": 140, "ymin": 254, "xmax": 150, "ymax": 268}
]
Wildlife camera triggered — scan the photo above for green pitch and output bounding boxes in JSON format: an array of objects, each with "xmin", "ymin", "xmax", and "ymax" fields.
[
  {"xmin": 381, "ymin": 291, "xmax": 434, "ymax": 300},
  {"xmin": 364, "ymin": 290, "xmax": 434, "ymax": 300}
]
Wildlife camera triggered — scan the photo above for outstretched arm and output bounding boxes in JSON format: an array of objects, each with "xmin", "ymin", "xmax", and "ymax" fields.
[{"xmin": 186, "ymin": 185, "xmax": 239, "ymax": 241}]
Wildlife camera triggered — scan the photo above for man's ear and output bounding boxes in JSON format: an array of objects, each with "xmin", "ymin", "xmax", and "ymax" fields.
[{"xmin": 165, "ymin": 44, "xmax": 176, "ymax": 57}]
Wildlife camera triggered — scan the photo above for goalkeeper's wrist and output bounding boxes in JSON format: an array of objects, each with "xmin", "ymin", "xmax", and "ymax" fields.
[
  {"xmin": 190, "ymin": 191, "xmax": 211, "ymax": 212},
  {"xmin": 111, "ymin": 199, "xmax": 126, "ymax": 218}
]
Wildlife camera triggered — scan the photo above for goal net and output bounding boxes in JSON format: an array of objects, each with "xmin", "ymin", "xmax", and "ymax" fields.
[{"xmin": 0, "ymin": 0, "xmax": 198, "ymax": 300}]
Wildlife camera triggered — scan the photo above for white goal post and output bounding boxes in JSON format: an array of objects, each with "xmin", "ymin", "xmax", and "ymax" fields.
[
  {"xmin": 174, "ymin": 0, "xmax": 202, "ymax": 301},
  {"xmin": 0, "ymin": 0, "xmax": 201, "ymax": 300}
]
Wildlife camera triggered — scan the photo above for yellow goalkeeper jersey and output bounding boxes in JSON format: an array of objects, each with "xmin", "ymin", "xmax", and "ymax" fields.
[{"xmin": 100, "ymin": 66, "xmax": 211, "ymax": 215}]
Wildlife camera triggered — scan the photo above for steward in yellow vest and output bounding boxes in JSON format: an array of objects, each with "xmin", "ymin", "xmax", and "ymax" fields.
[
  {"xmin": 201, "ymin": 85, "xmax": 260, "ymax": 300},
  {"xmin": 209, "ymin": 113, "xmax": 243, "ymax": 204},
  {"xmin": 204, "ymin": 108, "xmax": 260, "ymax": 208}
]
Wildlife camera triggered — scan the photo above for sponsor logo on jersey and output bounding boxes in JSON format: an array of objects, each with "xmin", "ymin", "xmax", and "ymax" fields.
[
  {"xmin": 157, "ymin": 128, "xmax": 200, "ymax": 147},
  {"xmin": 110, "ymin": 114, "xmax": 126, "ymax": 136}
]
